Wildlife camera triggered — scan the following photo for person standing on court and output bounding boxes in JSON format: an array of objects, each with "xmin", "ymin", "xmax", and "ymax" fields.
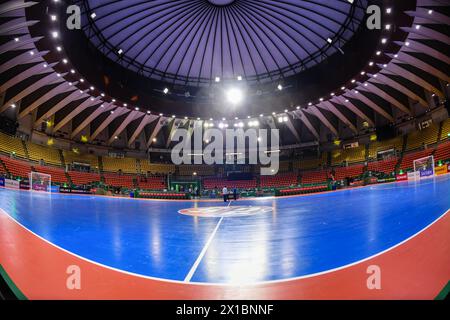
[
  {"xmin": 222, "ymin": 186, "xmax": 228, "ymax": 202},
  {"xmin": 233, "ymin": 187, "xmax": 237, "ymax": 201}
]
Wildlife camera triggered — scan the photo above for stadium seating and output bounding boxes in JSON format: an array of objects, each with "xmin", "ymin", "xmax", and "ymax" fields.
[
  {"xmin": 203, "ymin": 178, "xmax": 257, "ymax": 190},
  {"xmin": 333, "ymin": 164, "xmax": 364, "ymax": 180},
  {"xmin": 260, "ymin": 173, "xmax": 298, "ymax": 188},
  {"xmin": 35, "ymin": 166, "xmax": 68, "ymax": 184},
  {"xmin": 63, "ymin": 151, "xmax": 99, "ymax": 168},
  {"xmin": 26, "ymin": 142, "xmax": 62, "ymax": 166},
  {"xmin": 0, "ymin": 132, "xmax": 27, "ymax": 158},
  {"xmin": 278, "ymin": 185, "xmax": 328, "ymax": 196},
  {"xmin": 300, "ymin": 169, "xmax": 329, "ymax": 184},
  {"xmin": 405, "ymin": 124, "xmax": 439, "ymax": 151},
  {"xmin": 434, "ymin": 141, "xmax": 450, "ymax": 162},
  {"xmin": 293, "ymin": 153, "xmax": 328, "ymax": 170},
  {"xmin": 102, "ymin": 156, "xmax": 138, "ymax": 174},
  {"xmin": 331, "ymin": 146, "xmax": 366, "ymax": 165},
  {"xmin": 140, "ymin": 160, "xmax": 175, "ymax": 175},
  {"xmin": 368, "ymin": 137, "xmax": 403, "ymax": 159},
  {"xmin": 440, "ymin": 118, "xmax": 450, "ymax": 141},
  {"xmin": 103, "ymin": 173, "xmax": 135, "ymax": 188},
  {"xmin": 68, "ymin": 171, "xmax": 101, "ymax": 186},
  {"xmin": 137, "ymin": 176, "xmax": 167, "ymax": 190},
  {"xmin": 0, "ymin": 156, "xmax": 32, "ymax": 178},
  {"xmin": 367, "ymin": 157, "xmax": 398, "ymax": 175},
  {"xmin": 399, "ymin": 149, "xmax": 435, "ymax": 171}
]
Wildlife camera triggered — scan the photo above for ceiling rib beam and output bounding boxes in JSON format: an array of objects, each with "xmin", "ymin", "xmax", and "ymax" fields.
[
  {"xmin": 318, "ymin": 101, "xmax": 357, "ymax": 134},
  {"xmin": 71, "ymin": 102, "xmax": 115, "ymax": 139},
  {"xmin": 344, "ymin": 90, "xmax": 394, "ymax": 123},
  {"xmin": 331, "ymin": 96, "xmax": 375, "ymax": 127},
  {"xmin": 128, "ymin": 114, "xmax": 158, "ymax": 147},
  {"xmin": 369, "ymin": 73, "xmax": 428, "ymax": 108},
  {"xmin": 90, "ymin": 108, "xmax": 128, "ymax": 142},
  {"xmin": 33, "ymin": 89, "xmax": 88, "ymax": 126},
  {"xmin": 53, "ymin": 96, "xmax": 102, "ymax": 132},
  {"xmin": 382, "ymin": 63, "xmax": 444, "ymax": 98},
  {"xmin": 0, "ymin": 72, "xmax": 65, "ymax": 113},
  {"xmin": 107, "ymin": 110, "xmax": 141, "ymax": 145},
  {"xmin": 18, "ymin": 81, "xmax": 77, "ymax": 118},
  {"xmin": 305, "ymin": 105, "xmax": 338, "ymax": 137},
  {"xmin": 293, "ymin": 109, "xmax": 319, "ymax": 140},
  {"xmin": 358, "ymin": 81, "xmax": 412, "ymax": 115}
]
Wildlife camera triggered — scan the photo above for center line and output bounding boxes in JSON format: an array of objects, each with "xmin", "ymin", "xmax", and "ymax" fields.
[{"xmin": 184, "ymin": 216, "xmax": 224, "ymax": 282}]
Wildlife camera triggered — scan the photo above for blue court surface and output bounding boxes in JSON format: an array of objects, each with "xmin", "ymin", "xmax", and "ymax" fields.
[{"xmin": 1, "ymin": 175, "xmax": 449, "ymax": 284}]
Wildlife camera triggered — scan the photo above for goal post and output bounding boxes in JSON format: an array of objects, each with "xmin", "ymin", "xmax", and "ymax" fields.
[
  {"xmin": 29, "ymin": 171, "xmax": 51, "ymax": 192},
  {"xmin": 413, "ymin": 155, "xmax": 435, "ymax": 179}
]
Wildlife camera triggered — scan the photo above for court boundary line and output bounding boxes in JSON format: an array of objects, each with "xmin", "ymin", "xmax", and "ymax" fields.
[{"xmin": 0, "ymin": 203, "xmax": 448, "ymax": 286}]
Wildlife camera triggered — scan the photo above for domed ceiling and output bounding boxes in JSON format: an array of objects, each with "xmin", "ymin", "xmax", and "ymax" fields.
[{"xmin": 80, "ymin": 0, "xmax": 368, "ymax": 86}]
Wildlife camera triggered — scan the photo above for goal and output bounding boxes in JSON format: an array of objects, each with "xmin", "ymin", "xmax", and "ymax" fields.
[
  {"xmin": 29, "ymin": 171, "xmax": 51, "ymax": 192},
  {"xmin": 413, "ymin": 155, "xmax": 435, "ymax": 179}
]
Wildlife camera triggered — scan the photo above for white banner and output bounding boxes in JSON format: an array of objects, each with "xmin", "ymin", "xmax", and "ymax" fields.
[{"xmin": 5, "ymin": 179, "xmax": 20, "ymax": 189}]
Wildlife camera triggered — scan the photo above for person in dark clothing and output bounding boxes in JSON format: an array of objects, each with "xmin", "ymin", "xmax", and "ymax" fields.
[{"xmin": 233, "ymin": 187, "xmax": 237, "ymax": 201}]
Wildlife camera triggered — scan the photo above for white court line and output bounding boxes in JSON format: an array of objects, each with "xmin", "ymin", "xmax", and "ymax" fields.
[
  {"xmin": 184, "ymin": 216, "xmax": 224, "ymax": 282},
  {"xmin": 184, "ymin": 200, "xmax": 232, "ymax": 282}
]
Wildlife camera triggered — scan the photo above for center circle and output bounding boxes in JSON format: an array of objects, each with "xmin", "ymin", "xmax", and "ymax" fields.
[
  {"xmin": 207, "ymin": 0, "xmax": 236, "ymax": 6},
  {"xmin": 179, "ymin": 206, "xmax": 272, "ymax": 218}
]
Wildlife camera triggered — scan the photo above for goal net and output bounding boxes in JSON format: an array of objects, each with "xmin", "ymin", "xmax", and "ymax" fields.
[
  {"xmin": 29, "ymin": 171, "xmax": 51, "ymax": 192},
  {"xmin": 413, "ymin": 155, "xmax": 435, "ymax": 179}
]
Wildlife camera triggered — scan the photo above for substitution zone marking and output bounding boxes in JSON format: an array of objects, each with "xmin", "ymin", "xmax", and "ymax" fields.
[{"xmin": 183, "ymin": 201, "xmax": 232, "ymax": 282}]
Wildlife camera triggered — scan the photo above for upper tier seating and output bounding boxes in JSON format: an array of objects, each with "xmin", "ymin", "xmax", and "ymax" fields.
[
  {"xmin": 35, "ymin": 166, "xmax": 68, "ymax": 184},
  {"xmin": 440, "ymin": 118, "xmax": 450, "ymax": 141},
  {"xmin": 405, "ymin": 124, "xmax": 439, "ymax": 151},
  {"xmin": 0, "ymin": 132, "xmax": 27, "ymax": 158},
  {"xmin": 368, "ymin": 137, "xmax": 403, "ymax": 159},
  {"xmin": 63, "ymin": 151, "xmax": 99, "ymax": 168},
  {"xmin": 399, "ymin": 149, "xmax": 435, "ymax": 171},
  {"xmin": 103, "ymin": 173, "xmax": 134, "ymax": 188},
  {"xmin": 137, "ymin": 176, "xmax": 167, "ymax": 190},
  {"xmin": 0, "ymin": 156, "xmax": 32, "ymax": 178},
  {"xmin": 367, "ymin": 157, "xmax": 398, "ymax": 175},
  {"xmin": 294, "ymin": 153, "xmax": 328, "ymax": 170},
  {"xmin": 140, "ymin": 160, "xmax": 175, "ymax": 175},
  {"xmin": 333, "ymin": 164, "xmax": 364, "ymax": 180},
  {"xmin": 300, "ymin": 169, "xmax": 329, "ymax": 184},
  {"xmin": 102, "ymin": 156, "xmax": 137, "ymax": 174},
  {"xmin": 26, "ymin": 142, "xmax": 62, "ymax": 166},
  {"xmin": 260, "ymin": 173, "xmax": 298, "ymax": 188},
  {"xmin": 178, "ymin": 165, "xmax": 215, "ymax": 176},
  {"xmin": 68, "ymin": 171, "xmax": 100, "ymax": 185},
  {"xmin": 203, "ymin": 178, "xmax": 257, "ymax": 190},
  {"xmin": 331, "ymin": 146, "xmax": 366, "ymax": 165}
]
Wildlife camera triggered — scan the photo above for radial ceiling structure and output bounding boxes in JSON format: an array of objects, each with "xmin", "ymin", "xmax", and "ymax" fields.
[{"xmin": 80, "ymin": 0, "xmax": 368, "ymax": 86}]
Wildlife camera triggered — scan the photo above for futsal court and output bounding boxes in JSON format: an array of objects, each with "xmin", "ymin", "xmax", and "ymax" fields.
[{"xmin": 1, "ymin": 174, "xmax": 449, "ymax": 300}]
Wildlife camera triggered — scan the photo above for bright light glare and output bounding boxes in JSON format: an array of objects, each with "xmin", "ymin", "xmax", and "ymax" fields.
[{"xmin": 226, "ymin": 88, "xmax": 243, "ymax": 105}]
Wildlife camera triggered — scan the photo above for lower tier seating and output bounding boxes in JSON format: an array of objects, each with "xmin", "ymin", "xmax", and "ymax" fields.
[
  {"xmin": 399, "ymin": 149, "xmax": 435, "ymax": 171},
  {"xmin": 333, "ymin": 164, "xmax": 364, "ymax": 180},
  {"xmin": 203, "ymin": 179, "xmax": 257, "ymax": 190},
  {"xmin": 103, "ymin": 173, "xmax": 135, "ymax": 188},
  {"xmin": 367, "ymin": 158, "xmax": 398, "ymax": 175},
  {"xmin": 35, "ymin": 166, "xmax": 68, "ymax": 184},
  {"xmin": 300, "ymin": 170, "xmax": 329, "ymax": 184},
  {"xmin": 137, "ymin": 176, "xmax": 167, "ymax": 190},
  {"xmin": 260, "ymin": 173, "xmax": 298, "ymax": 188},
  {"xmin": 68, "ymin": 171, "xmax": 101, "ymax": 185}
]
